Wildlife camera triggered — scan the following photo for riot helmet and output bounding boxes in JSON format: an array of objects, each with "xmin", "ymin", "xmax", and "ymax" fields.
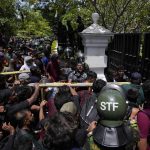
[
  {"xmin": 101, "ymin": 83, "xmax": 125, "ymax": 97},
  {"xmin": 76, "ymin": 51, "xmax": 85, "ymax": 63},
  {"xmin": 93, "ymin": 84, "xmax": 133, "ymax": 148},
  {"xmin": 64, "ymin": 47, "xmax": 72, "ymax": 59},
  {"xmin": 97, "ymin": 86, "xmax": 127, "ymax": 127}
]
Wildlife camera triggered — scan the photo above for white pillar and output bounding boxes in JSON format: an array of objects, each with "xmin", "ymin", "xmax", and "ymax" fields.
[{"xmin": 80, "ymin": 13, "xmax": 113, "ymax": 81}]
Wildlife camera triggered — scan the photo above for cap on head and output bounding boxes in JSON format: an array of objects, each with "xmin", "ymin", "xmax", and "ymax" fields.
[
  {"xmin": 18, "ymin": 73, "xmax": 30, "ymax": 81},
  {"xmin": 131, "ymin": 72, "xmax": 141, "ymax": 80},
  {"xmin": 60, "ymin": 102, "xmax": 77, "ymax": 115},
  {"xmin": 24, "ymin": 56, "xmax": 32, "ymax": 62}
]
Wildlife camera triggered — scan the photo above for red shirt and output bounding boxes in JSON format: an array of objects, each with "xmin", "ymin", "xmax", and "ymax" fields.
[{"xmin": 137, "ymin": 109, "xmax": 150, "ymax": 150}]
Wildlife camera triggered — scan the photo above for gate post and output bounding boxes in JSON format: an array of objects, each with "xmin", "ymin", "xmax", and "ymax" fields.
[{"xmin": 80, "ymin": 13, "xmax": 114, "ymax": 81}]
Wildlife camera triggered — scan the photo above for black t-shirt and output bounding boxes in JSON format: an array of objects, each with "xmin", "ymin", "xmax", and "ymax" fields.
[
  {"xmin": 6, "ymin": 100, "xmax": 29, "ymax": 118},
  {"xmin": 0, "ymin": 89, "xmax": 12, "ymax": 105},
  {"xmin": 30, "ymin": 75, "xmax": 41, "ymax": 83}
]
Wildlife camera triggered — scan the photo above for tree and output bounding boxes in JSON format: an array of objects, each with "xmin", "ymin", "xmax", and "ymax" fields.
[
  {"xmin": 15, "ymin": 0, "xmax": 52, "ymax": 38},
  {"xmin": 42, "ymin": 0, "xmax": 150, "ymax": 33},
  {"xmin": 0, "ymin": 0, "xmax": 17, "ymax": 35},
  {"xmin": 88, "ymin": 0, "xmax": 150, "ymax": 32},
  {"xmin": 1, "ymin": 0, "xmax": 150, "ymax": 37},
  {"xmin": 0, "ymin": 0, "xmax": 52, "ymax": 37},
  {"xmin": 17, "ymin": 10, "xmax": 52, "ymax": 38}
]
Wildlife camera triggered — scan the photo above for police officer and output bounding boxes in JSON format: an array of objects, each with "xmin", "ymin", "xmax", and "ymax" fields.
[
  {"xmin": 76, "ymin": 51, "xmax": 89, "ymax": 72},
  {"xmin": 92, "ymin": 84, "xmax": 133, "ymax": 150}
]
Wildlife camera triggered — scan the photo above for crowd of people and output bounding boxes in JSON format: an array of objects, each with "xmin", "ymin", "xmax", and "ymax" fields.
[{"xmin": 0, "ymin": 39, "xmax": 149, "ymax": 150}]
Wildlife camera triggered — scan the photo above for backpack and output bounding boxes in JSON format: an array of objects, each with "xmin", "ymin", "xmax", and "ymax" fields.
[{"xmin": 80, "ymin": 93, "xmax": 99, "ymax": 129}]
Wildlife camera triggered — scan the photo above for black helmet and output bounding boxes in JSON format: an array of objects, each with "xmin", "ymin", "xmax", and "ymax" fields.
[{"xmin": 76, "ymin": 51, "xmax": 85, "ymax": 63}]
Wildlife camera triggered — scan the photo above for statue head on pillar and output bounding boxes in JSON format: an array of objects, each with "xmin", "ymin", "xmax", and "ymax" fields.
[{"xmin": 92, "ymin": 13, "xmax": 99, "ymax": 24}]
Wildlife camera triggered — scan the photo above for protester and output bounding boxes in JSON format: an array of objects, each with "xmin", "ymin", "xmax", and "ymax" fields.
[
  {"xmin": 20, "ymin": 56, "xmax": 35, "ymax": 71},
  {"xmin": 122, "ymin": 72, "xmax": 144, "ymax": 105},
  {"xmin": 46, "ymin": 54, "xmax": 61, "ymax": 82},
  {"xmin": 30, "ymin": 66, "xmax": 41, "ymax": 83},
  {"xmin": 41, "ymin": 49, "xmax": 51, "ymax": 68},
  {"xmin": 0, "ymin": 37, "xmax": 148, "ymax": 150},
  {"xmin": 80, "ymin": 79, "xmax": 106, "ymax": 129},
  {"xmin": 1, "ymin": 122, "xmax": 15, "ymax": 150},
  {"xmin": 68, "ymin": 62, "xmax": 87, "ymax": 83},
  {"xmin": 43, "ymin": 112, "xmax": 80, "ymax": 150},
  {"xmin": 137, "ymin": 80, "xmax": 150, "ymax": 150},
  {"xmin": 116, "ymin": 65, "xmax": 128, "ymax": 82},
  {"xmin": 3, "ymin": 59, "xmax": 15, "ymax": 72},
  {"xmin": 13, "ymin": 109, "xmax": 43, "ymax": 150}
]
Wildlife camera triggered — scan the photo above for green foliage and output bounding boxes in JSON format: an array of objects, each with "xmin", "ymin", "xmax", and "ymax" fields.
[
  {"xmin": 0, "ymin": 0, "xmax": 17, "ymax": 35},
  {"xmin": 0, "ymin": 0, "xmax": 52, "ymax": 37},
  {"xmin": 87, "ymin": 0, "xmax": 150, "ymax": 32},
  {"xmin": 43, "ymin": 0, "xmax": 150, "ymax": 33},
  {"xmin": 38, "ymin": 0, "xmax": 93, "ymax": 31},
  {"xmin": 61, "ymin": 7, "xmax": 92, "ymax": 30},
  {"xmin": 17, "ymin": 10, "xmax": 52, "ymax": 38},
  {"xmin": 0, "ymin": 0, "xmax": 150, "ymax": 37},
  {"xmin": 28, "ymin": 0, "xmax": 38, "ymax": 5}
]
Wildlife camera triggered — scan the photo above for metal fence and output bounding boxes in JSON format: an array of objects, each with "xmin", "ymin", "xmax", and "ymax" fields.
[
  {"xmin": 142, "ymin": 33, "xmax": 150, "ymax": 80},
  {"xmin": 107, "ymin": 33, "xmax": 150, "ymax": 81}
]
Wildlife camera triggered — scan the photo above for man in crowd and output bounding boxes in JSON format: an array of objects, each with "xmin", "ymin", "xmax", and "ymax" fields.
[
  {"xmin": 68, "ymin": 62, "xmax": 87, "ymax": 83},
  {"xmin": 122, "ymin": 72, "xmax": 144, "ymax": 105}
]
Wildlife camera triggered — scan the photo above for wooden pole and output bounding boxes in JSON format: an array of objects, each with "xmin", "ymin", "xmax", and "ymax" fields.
[
  {"xmin": 39, "ymin": 82, "xmax": 130, "ymax": 87},
  {"xmin": 0, "ymin": 70, "xmax": 30, "ymax": 75},
  {"xmin": 41, "ymin": 88, "xmax": 44, "ymax": 101}
]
